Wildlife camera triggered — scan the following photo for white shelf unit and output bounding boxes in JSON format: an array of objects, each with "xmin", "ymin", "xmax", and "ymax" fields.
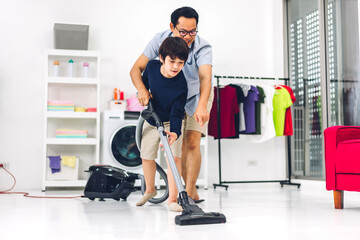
[{"xmin": 42, "ymin": 49, "xmax": 101, "ymax": 191}]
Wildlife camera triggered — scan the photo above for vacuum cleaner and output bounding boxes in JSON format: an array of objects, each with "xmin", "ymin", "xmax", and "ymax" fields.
[
  {"xmin": 83, "ymin": 165, "xmax": 139, "ymax": 201},
  {"xmin": 83, "ymin": 164, "xmax": 169, "ymax": 203},
  {"xmin": 136, "ymin": 100, "xmax": 226, "ymax": 226}
]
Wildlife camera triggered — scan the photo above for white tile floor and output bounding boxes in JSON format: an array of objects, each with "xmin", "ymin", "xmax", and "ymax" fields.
[{"xmin": 1, "ymin": 180, "xmax": 360, "ymax": 240}]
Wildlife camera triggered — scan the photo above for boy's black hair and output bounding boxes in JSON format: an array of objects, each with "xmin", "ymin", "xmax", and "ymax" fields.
[
  {"xmin": 159, "ymin": 37, "xmax": 189, "ymax": 62},
  {"xmin": 171, "ymin": 6, "xmax": 199, "ymax": 27}
]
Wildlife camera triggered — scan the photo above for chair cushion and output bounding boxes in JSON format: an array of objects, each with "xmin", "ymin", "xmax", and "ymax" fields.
[
  {"xmin": 336, "ymin": 139, "xmax": 360, "ymax": 174},
  {"xmin": 336, "ymin": 174, "xmax": 360, "ymax": 191}
]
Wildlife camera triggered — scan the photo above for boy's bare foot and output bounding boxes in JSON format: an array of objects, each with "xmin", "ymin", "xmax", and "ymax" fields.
[
  {"xmin": 136, "ymin": 190, "xmax": 157, "ymax": 206},
  {"xmin": 168, "ymin": 202, "xmax": 183, "ymax": 212}
]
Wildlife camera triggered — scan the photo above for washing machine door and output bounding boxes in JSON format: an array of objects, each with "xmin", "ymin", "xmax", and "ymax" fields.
[{"xmin": 110, "ymin": 124, "xmax": 142, "ymax": 168}]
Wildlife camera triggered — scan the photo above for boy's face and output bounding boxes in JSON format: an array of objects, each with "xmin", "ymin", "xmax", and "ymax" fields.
[{"xmin": 160, "ymin": 56, "xmax": 185, "ymax": 78}]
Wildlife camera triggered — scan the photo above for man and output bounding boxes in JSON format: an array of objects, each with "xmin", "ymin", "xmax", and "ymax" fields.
[{"xmin": 130, "ymin": 6, "xmax": 213, "ymax": 201}]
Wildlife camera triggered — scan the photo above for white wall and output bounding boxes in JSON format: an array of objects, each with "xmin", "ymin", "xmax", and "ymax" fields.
[{"xmin": 0, "ymin": 0, "xmax": 286, "ymax": 190}]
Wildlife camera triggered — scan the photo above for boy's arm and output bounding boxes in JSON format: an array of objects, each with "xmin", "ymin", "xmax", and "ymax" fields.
[
  {"xmin": 169, "ymin": 89, "xmax": 188, "ymax": 140},
  {"xmin": 129, "ymin": 54, "xmax": 151, "ymax": 106}
]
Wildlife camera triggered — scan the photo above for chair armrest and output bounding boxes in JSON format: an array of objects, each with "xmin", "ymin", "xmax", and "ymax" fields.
[
  {"xmin": 324, "ymin": 126, "xmax": 360, "ymax": 190},
  {"xmin": 336, "ymin": 127, "xmax": 360, "ymax": 144}
]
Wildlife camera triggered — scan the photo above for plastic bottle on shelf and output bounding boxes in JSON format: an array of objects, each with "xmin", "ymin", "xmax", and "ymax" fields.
[
  {"xmin": 113, "ymin": 88, "xmax": 118, "ymax": 100},
  {"xmin": 119, "ymin": 90, "xmax": 124, "ymax": 100},
  {"xmin": 83, "ymin": 62, "xmax": 89, "ymax": 78},
  {"xmin": 68, "ymin": 59, "xmax": 74, "ymax": 77},
  {"xmin": 53, "ymin": 60, "xmax": 60, "ymax": 77}
]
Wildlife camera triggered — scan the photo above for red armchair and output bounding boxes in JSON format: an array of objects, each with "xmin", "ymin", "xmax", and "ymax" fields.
[{"xmin": 324, "ymin": 126, "xmax": 360, "ymax": 209}]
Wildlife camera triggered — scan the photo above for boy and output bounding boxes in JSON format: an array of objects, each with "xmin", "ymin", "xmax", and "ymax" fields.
[{"xmin": 136, "ymin": 37, "xmax": 189, "ymax": 212}]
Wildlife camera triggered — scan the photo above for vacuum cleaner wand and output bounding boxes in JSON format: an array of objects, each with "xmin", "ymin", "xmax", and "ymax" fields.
[{"xmin": 143, "ymin": 100, "xmax": 226, "ymax": 226}]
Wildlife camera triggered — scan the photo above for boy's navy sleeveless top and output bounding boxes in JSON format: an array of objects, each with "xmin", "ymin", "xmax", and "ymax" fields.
[{"xmin": 142, "ymin": 60, "xmax": 188, "ymax": 138}]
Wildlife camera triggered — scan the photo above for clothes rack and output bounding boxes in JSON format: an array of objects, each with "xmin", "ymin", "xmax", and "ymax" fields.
[{"xmin": 213, "ymin": 75, "xmax": 301, "ymax": 190}]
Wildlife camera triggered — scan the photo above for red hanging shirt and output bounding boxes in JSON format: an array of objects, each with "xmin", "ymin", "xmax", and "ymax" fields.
[{"xmin": 208, "ymin": 86, "xmax": 240, "ymax": 139}]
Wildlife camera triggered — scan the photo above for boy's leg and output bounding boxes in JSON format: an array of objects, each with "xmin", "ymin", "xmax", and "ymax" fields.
[
  {"xmin": 137, "ymin": 122, "xmax": 159, "ymax": 206},
  {"xmin": 142, "ymin": 159, "xmax": 156, "ymax": 194},
  {"xmin": 136, "ymin": 159, "xmax": 157, "ymax": 206}
]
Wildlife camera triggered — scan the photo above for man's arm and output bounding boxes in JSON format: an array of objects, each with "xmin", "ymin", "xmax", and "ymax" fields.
[
  {"xmin": 129, "ymin": 54, "xmax": 151, "ymax": 106},
  {"xmin": 194, "ymin": 64, "xmax": 212, "ymax": 127}
]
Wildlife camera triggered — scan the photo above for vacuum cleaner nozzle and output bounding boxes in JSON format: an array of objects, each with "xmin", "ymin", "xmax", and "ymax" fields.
[
  {"xmin": 175, "ymin": 191, "xmax": 227, "ymax": 226},
  {"xmin": 175, "ymin": 211, "xmax": 227, "ymax": 226}
]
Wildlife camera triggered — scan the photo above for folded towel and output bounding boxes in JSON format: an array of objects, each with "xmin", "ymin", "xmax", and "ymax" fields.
[
  {"xmin": 48, "ymin": 103, "xmax": 75, "ymax": 106},
  {"xmin": 55, "ymin": 135, "xmax": 87, "ymax": 138},
  {"xmin": 56, "ymin": 129, "xmax": 88, "ymax": 134},
  {"xmin": 47, "ymin": 106, "xmax": 75, "ymax": 109},
  {"xmin": 56, "ymin": 132, "xmax": 88, "ymax": 135},
  {"xmin": 48, "ymin": 100, "xmax": 74, "ymax": 104},
  {"xmin": 56, "ymin": 133, "xmax": 87, "ymax": 135},
  {"xmin": 56, "ymin": 134, "xmax": 87, "ymax": 137},
  {"xmin": 61, "ymin": 156, "xmax": 76, "ymax": 168},
  {"xmin": 86, "ymin": 108, "xmax": 97, "ymax": 112},
  {"xmin": 48, "ymin": 156, "xmax": 61, "ymax": 173},
  {"xmin": 48, "ymin": 109, "xmax": 75, "ymax": 111},
  {"xmin": 75, "ymin": 107, "xmax": 86, "ymax": 112}
]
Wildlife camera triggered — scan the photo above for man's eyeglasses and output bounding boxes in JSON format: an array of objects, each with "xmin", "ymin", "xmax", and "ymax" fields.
[{"xmin": 175, "ymin": 27, "xmax": 198, "ymax": 37}]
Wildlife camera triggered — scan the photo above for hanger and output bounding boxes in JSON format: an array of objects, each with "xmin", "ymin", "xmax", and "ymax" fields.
[{"xmin": 274, "ymin": 78, "xmax": 283, "ymax": 89}]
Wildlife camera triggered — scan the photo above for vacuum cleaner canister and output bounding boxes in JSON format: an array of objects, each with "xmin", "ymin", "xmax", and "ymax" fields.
[{"xmin": 83, "ymin": 165, "xmax": 138, "ymax": 201}]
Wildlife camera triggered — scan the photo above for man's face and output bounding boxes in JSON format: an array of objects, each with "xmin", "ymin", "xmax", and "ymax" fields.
[{"xmin": 171, "ymin": 16, "xmax": 197, "ymax": 46}]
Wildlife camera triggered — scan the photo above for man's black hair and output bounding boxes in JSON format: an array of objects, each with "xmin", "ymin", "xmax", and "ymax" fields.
[
  {"xmin": 159, "ymin": 37, "xmax": 189, "ymax": 62},
  {"xmin": 171, "ymin": 6, "xmax": 199, "ymax": 27}
]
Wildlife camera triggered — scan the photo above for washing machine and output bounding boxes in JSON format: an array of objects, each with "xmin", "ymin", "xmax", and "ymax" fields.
[{"xmin": 101, "ymin": 110, "xmax": 142, "ymax": 174}]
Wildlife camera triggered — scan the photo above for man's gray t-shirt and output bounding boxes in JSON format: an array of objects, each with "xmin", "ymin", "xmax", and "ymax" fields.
[{"xmin": 143, "ymin": 29, "xmax": 212, "ymax": 116}]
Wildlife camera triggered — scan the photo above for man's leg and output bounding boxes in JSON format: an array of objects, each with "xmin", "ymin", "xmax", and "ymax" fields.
[
  {"xmin": 181, "ymin": 129, "xmax": 202, "ymax": 200},
  {"xmin": 181, "ymin": 88, "xmax": 214, "ymax": 199},
  {"xmin": 181, "ymin": 131, "xmax": 188, "ymax": 183}
]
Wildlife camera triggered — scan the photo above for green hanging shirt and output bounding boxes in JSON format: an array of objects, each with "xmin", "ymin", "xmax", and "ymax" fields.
[{"xmin": 273, "ymin": 88, "xmax": 293, "ymax": 136}]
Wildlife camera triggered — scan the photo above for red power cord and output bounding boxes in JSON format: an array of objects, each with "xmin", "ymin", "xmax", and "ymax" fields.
[{"xmin": 0, "ymin": 164, "xmax": 83, "ymax": 199}]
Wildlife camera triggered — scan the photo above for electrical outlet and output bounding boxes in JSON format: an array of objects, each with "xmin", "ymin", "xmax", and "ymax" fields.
[{"xmin": 0, "ymin": 162, "xmax": 9, "ymax": 169}]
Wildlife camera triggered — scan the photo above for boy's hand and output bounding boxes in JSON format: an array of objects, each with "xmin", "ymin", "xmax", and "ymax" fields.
[
  {"xmin": 165, "ymin": 131, "xmax": 177, "ymax": 146},
  {"xmin": 159, "ymin": 131, "xmax": 178, "ymax": 150}
]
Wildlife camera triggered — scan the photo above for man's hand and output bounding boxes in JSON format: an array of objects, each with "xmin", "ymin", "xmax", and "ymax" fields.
[
  {"xmin": 194, "ymin": 105, "xmax": 209, "ymax": 128},
  {"xmin": 137, "ymin": 89, "xmax": 152, "ymax": 106}
]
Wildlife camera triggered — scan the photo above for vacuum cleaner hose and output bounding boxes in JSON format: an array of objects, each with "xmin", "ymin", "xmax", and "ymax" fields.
[{"xmin": 135, "ymin": 115, "xmax": 145, "ymax": 151}]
